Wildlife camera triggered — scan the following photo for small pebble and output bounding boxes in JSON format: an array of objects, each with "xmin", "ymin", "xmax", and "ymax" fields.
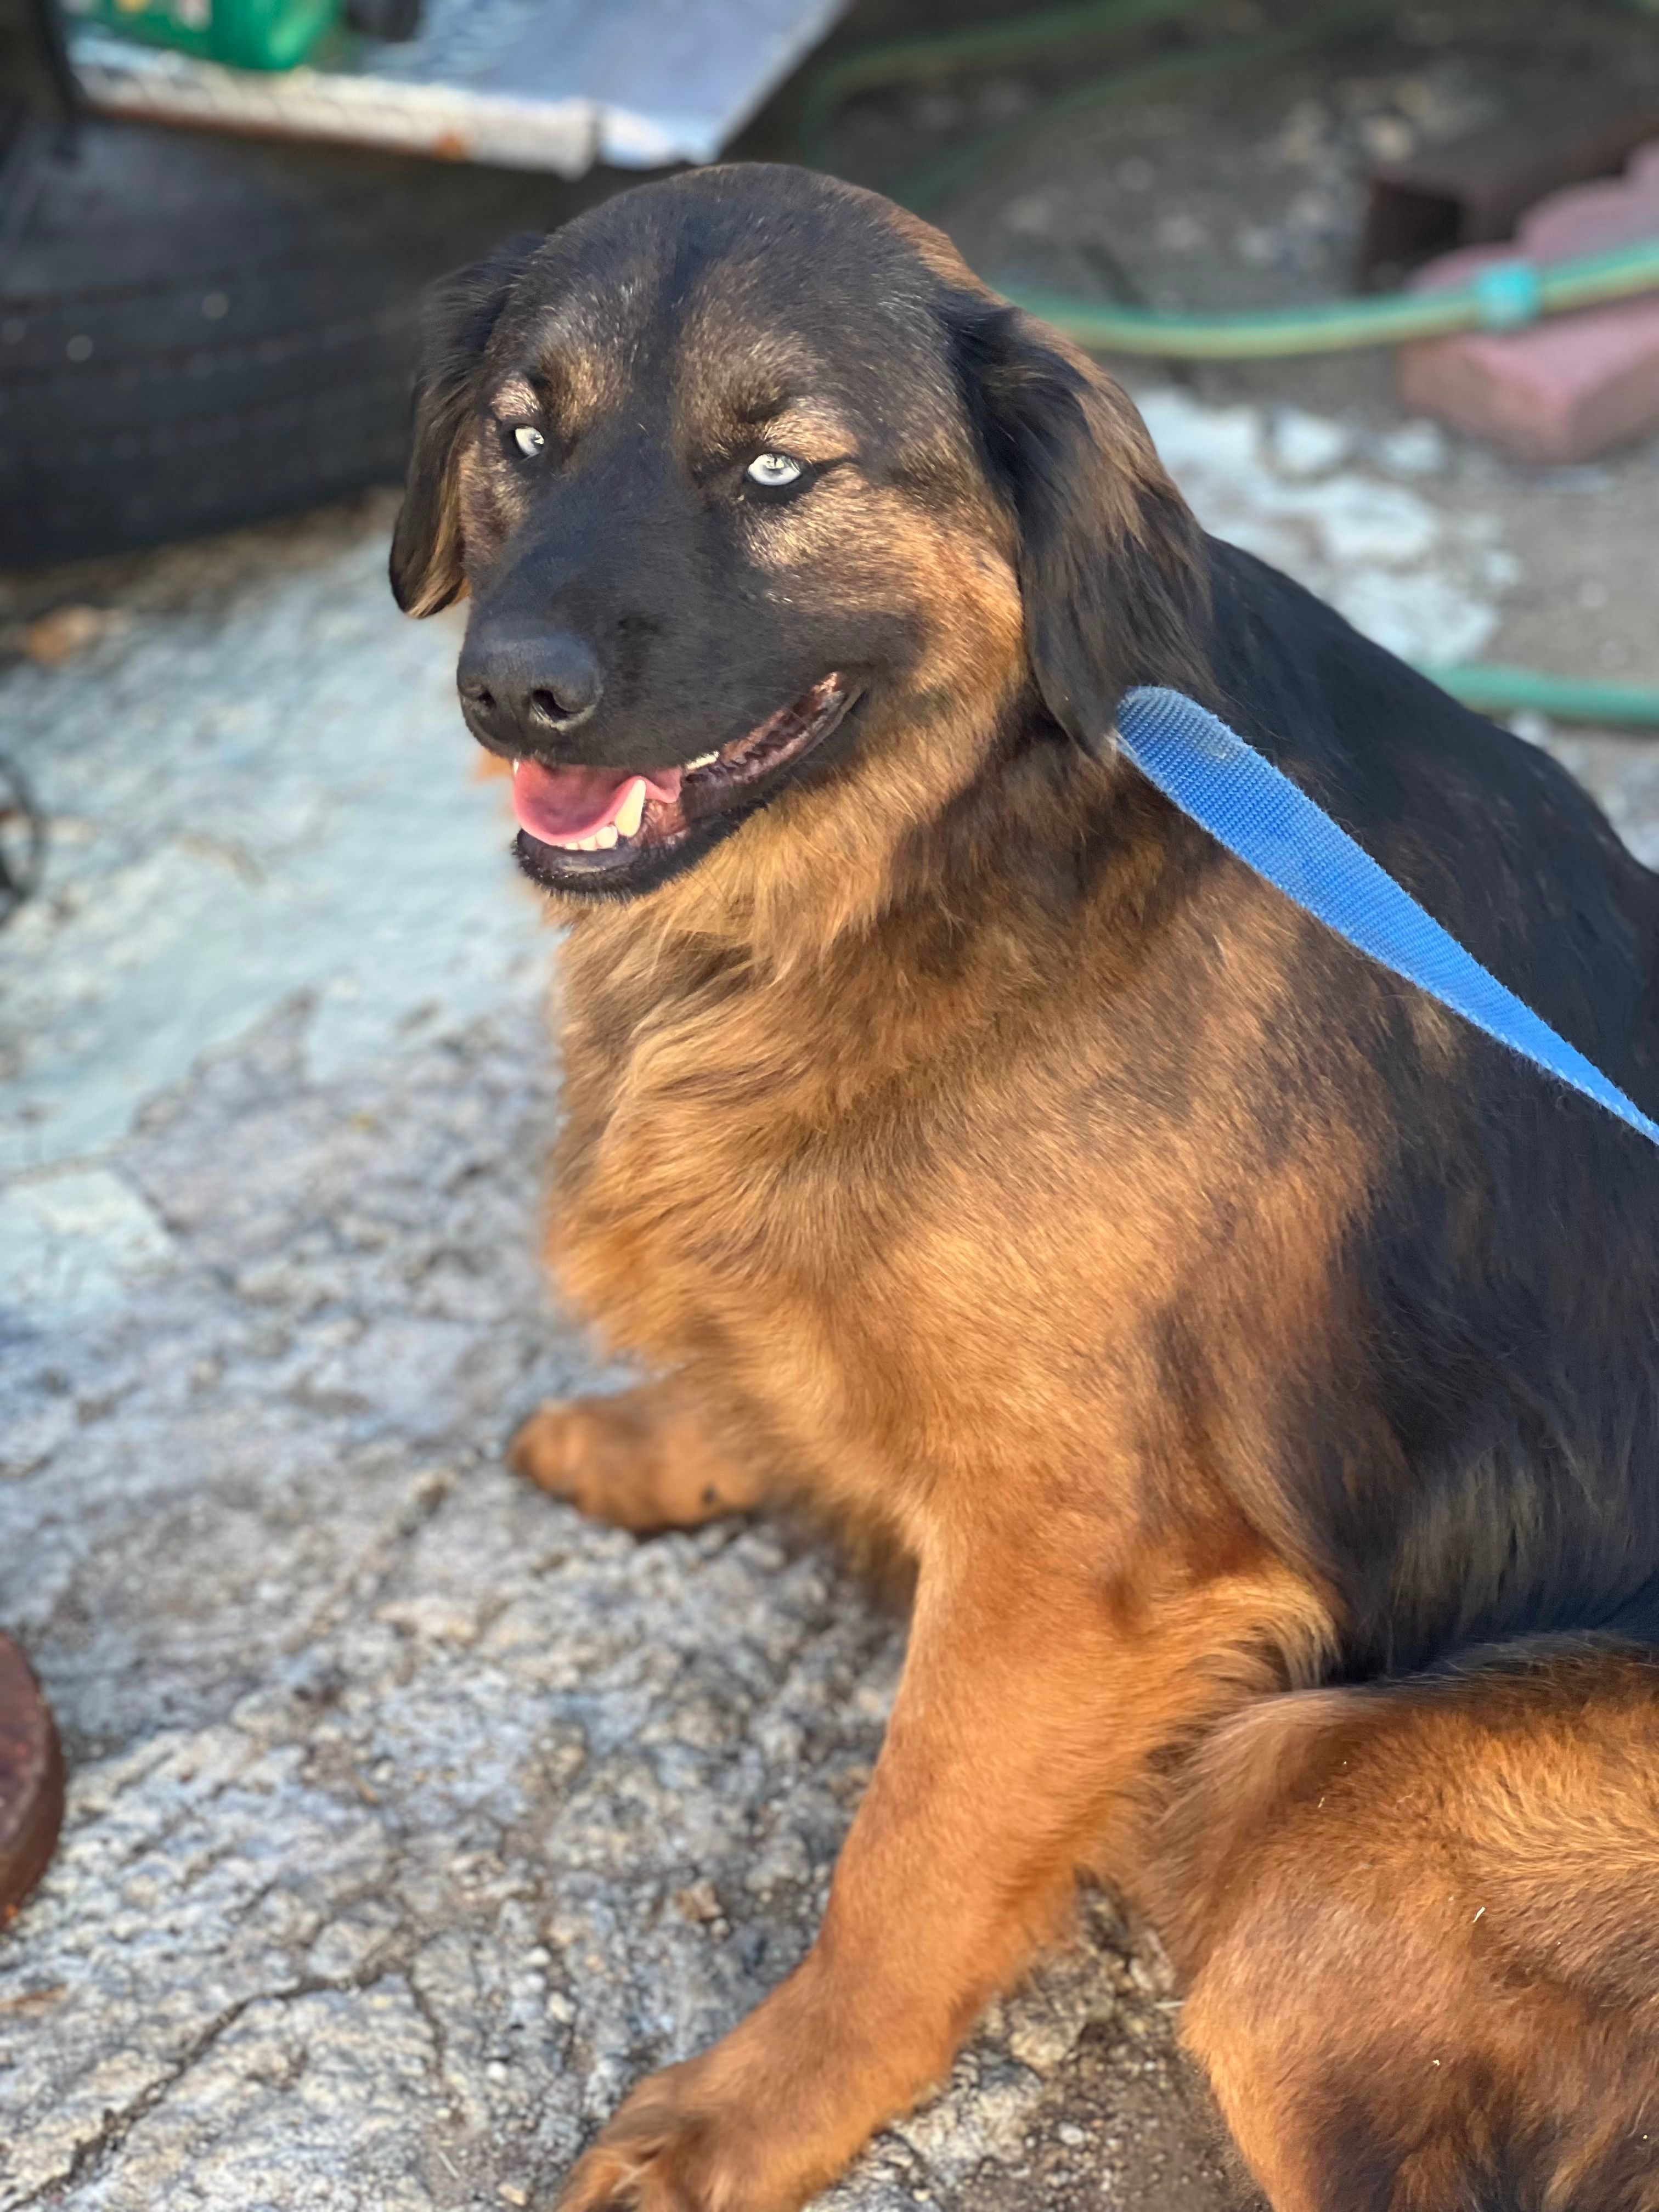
[
  {"xmin": 1155, "ymin": 211, "xmax": 1207, "ymax": 253},
  {"xmin": 1377, "ymin": 420, "xmax": 1447, "ymax": 476},
  {"xmin": 22, "ymin": 605, "xmax": 106, "ymax": 667},
  {"xmin": 912, "ymin": 91, "xmax": 963, "ymax": 133},
  {"xmin": 1004, "ymin": 194, "xmax": 1053, "ymax": 236},
  {"xmin": 1271, "ymin": 408, "xmax": 1350, "ymax": 477},
  {"xmin": 673, "ymin": 1877, "xmax": 722, "ymax": 1923},
  {"xmin": 1361, "ymin": 114, "xmax": 1414, "ymax": 162}
]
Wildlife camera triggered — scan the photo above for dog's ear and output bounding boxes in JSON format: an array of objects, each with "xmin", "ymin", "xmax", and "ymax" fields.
[
  {"xmin": 949, "ymin": 298, "xmax": 1210, "ymax": 746},
  {"xmin": 390, "ymin": 232, "xmax": 543, "ymax": 617}
]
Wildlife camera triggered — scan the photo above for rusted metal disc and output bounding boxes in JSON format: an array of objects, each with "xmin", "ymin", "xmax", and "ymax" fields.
[{"xmin": 0, "ymin": 1634, "xmax": 63, "ymax": 1928}]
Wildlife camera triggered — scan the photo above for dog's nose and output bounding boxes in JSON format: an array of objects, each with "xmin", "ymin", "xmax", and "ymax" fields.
[{"xmin": 457, "ymin": 627, "xmax": 604, "ymax": 743}]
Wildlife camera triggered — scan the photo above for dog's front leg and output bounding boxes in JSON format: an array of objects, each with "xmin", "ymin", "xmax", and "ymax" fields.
[{"xmin": 555, "ymin": 1540, "xmax": 1152, "ymax": 2212}]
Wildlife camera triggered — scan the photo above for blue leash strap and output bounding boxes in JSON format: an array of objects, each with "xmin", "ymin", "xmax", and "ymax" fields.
[{"xmin": 1113, "ymin": 685, "xmax": 1659, "ymax": 1151}]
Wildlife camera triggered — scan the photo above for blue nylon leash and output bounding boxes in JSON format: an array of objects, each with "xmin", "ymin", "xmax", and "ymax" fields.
[{"xmin": 1113, "ymin": 686, "xmax": 1659, "ymax": 1152}]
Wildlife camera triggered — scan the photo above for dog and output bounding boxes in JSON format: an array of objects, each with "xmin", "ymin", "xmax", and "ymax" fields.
[{"xmin": 390, "ymin": 163, "xmax": 1659, "ymax": 2212}]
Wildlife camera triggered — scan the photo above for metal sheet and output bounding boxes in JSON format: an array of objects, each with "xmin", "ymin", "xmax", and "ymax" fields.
[{"xmin": 65, "ymin": 0, "xmax": 847, "ymax": 174}]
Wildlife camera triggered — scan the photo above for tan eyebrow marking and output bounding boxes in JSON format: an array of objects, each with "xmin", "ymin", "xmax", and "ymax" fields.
[
  {"xmin": 490, "ymin": 375, "xmax": 540, "ymax": 420},
  {"xmin": 733, "ymin": 398, "xmax": 859, "ymax": 458}
]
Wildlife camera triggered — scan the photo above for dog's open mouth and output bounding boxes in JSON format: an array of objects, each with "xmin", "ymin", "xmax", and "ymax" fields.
[{"xmin": 508, "ymin": 673, "xmax": 856, "ymax": 894}]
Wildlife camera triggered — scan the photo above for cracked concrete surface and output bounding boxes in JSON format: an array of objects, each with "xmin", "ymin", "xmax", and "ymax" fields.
[{"xmin": 2, "ymin": 347, "xmax": 1658, "ymax": 2212}]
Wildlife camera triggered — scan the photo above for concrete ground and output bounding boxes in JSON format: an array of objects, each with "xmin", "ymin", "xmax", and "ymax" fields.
[{"xmin": 4, "ymin": 6, "xmax": 1659, "ymax": 2208}]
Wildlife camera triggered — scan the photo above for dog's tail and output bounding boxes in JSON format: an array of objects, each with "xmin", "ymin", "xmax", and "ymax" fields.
[{"xmin": 1141, "ymin": 1638, "xmax": 1659, "ymax": 2212}]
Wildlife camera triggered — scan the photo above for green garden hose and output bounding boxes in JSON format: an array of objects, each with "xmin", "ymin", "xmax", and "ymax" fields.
[
  {"xmin": 1418, "ymin": 667, "xmax": 1659, "ymax": 730},
  {"xmin": 800, "ymin": 0, "xmax": 1659, "ymax": 352},
  {"xmin": 1003, "ymin": 238, "xmax": 1659, "ymax": 356},
  {"xmin": 797, "ymin": 2, "xmax": 1659, "ymax": 725}
]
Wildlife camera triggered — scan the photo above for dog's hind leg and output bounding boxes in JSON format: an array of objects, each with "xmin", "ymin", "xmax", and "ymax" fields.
[
  {"xmin": 1148, "ymin": 1644, "xmax": 1659, "ymax": 2212},
  {"xmin": 508, "ymin": 1377, "xmax": 769, "ymax": 1533}
]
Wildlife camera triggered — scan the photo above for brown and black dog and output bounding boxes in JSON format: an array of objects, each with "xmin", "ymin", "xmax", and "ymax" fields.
[{"xmin": 390, "ymin": 164, "xmax": 1659, "ymax": 2212}]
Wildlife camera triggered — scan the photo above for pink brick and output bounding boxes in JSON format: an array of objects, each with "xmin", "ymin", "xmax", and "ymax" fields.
[{"xmin": 1397, "ymin": 141, "xmax": 1659, "ymax": 464}]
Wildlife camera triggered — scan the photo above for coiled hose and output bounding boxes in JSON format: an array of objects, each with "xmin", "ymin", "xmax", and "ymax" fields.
[{"xmin": 796, "ymin": 0, "xmax": 1659, "ymax": 727}]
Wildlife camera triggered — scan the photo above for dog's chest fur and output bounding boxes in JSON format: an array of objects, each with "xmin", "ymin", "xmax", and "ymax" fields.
[
  {"xmin": 545, "ymin": 879, "xmax": 1370, "ymax": 1545},
  {"xmin": 549, "ymin": 940, "xmax": 1002, "ymax": 1520}
]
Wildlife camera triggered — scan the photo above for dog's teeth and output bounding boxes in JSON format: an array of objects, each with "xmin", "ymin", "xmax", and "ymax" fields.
[
  {"xmin": 612, "ymin": 780, "xmax": 647, "ymax": 839},
  {"xmin": 684, "ymin": 751, "xmax": 719, "ymax": 771},
  {"xmin": 512, "ymin": 759, "xmax": 521, "ymax": 771},
  {"xmin": 593, "ymin": 825, "xmax": 619, "ymax": 850}
]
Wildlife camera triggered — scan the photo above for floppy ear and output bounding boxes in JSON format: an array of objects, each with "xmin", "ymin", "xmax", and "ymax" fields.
[
  {"xmin": 949, "ymin": 299, "xmax": 1211, "ymax": 747},
  {"xmin": 390, "ymin": 232, "xmax": 544, "ymax": 618}
]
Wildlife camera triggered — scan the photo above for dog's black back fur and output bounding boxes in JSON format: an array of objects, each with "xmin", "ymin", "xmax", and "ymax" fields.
[{"xmin": 1202, "ymin": 543, "xmax": 1659, "ymax": 1676}]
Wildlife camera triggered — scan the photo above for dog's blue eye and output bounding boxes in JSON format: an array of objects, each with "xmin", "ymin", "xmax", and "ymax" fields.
[
  {"xmin": 746, "ymin": 452, "xmax": 803, "ymax": 489},
  {"xmin": 513, "ymin": 425, "xmax": 545, "ymax": 458}
]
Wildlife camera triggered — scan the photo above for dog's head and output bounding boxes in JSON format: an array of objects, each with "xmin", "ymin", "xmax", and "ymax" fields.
[{"xmin": 392, "ymin": 165, "xmax": 1206, "ymax": 932}]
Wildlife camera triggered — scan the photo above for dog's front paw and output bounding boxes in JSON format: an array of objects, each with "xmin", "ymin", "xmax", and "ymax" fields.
[
  {"xmin": 508, "ymin": 1397, "xmax": 662, "ymax": 1530},
  {"xmin": 555, "ymin": 2061, "xmax": 795, "ymax": 2212},
  {"xmin": 508, "ymin": 1392, "xmax": 749, "ymax": 1534}
]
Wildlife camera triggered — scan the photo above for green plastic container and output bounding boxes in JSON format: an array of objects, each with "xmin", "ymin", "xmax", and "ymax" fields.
[{"xmin": 82, "ymin": 0, "xmax": 338, "ymax": 71}]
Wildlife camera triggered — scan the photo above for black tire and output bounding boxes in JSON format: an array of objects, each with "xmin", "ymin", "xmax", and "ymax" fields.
[{"xmin": 0, "ymin": 115, "xmax": 617, "ymax": 567}]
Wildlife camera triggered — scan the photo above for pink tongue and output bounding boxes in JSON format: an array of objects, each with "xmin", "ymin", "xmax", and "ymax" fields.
[{"xmin": 510, "ymin": 758, "xmax": 683, "ymax": 842}]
